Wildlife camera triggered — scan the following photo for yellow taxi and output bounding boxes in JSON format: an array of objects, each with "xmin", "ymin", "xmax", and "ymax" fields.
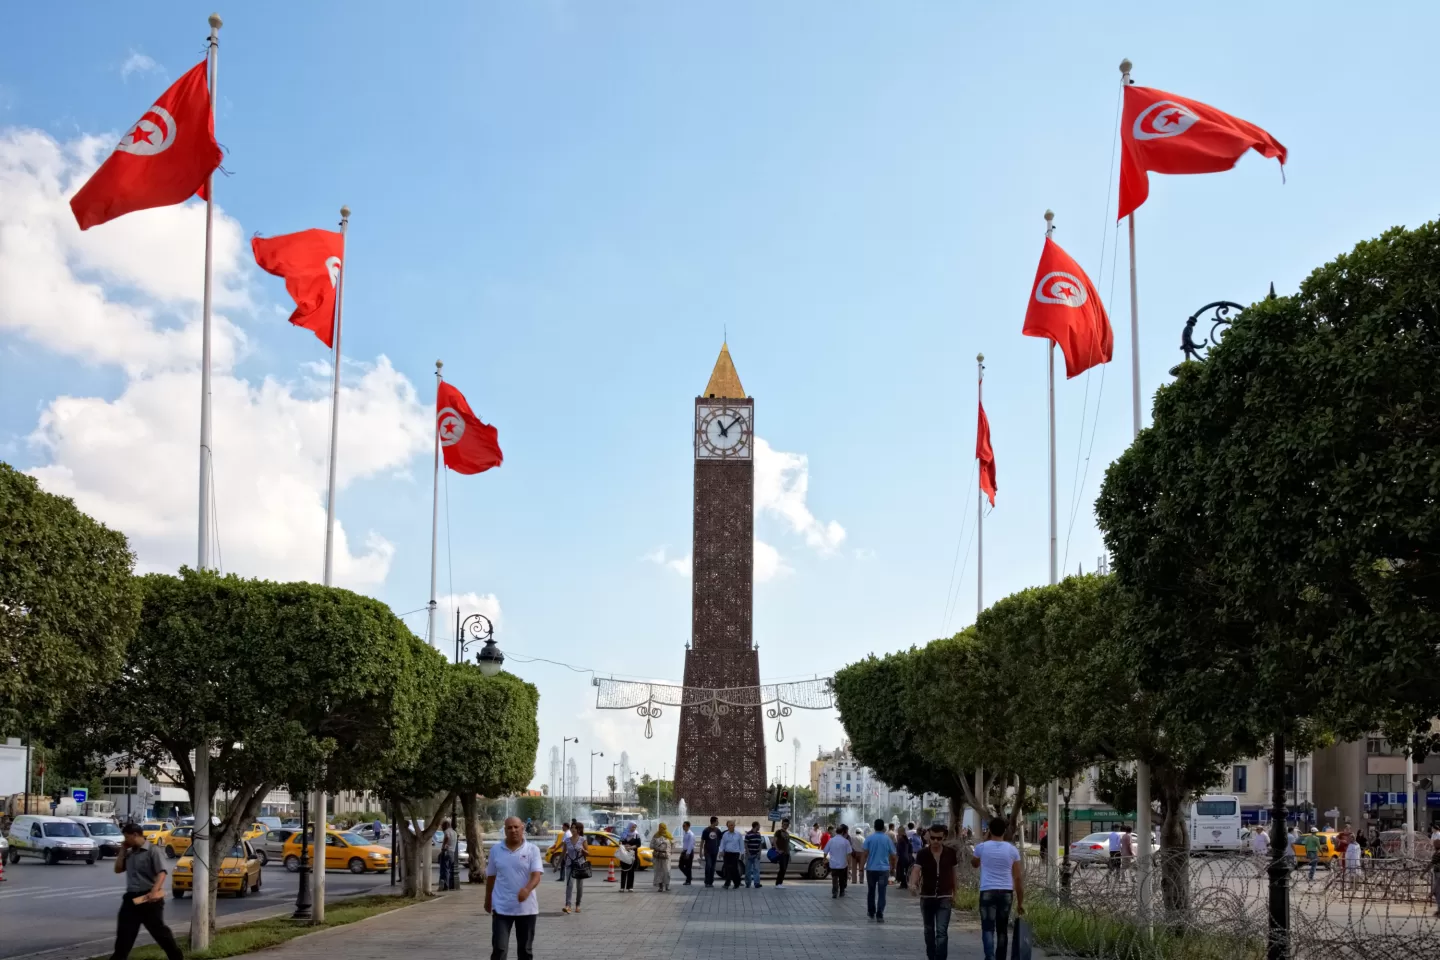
[
  {"xmin": 140, "ymin": 822, "xmax": 168, "ymax": 845},
  {"xmin": 281, "ymin": 828, "xmax": 391, "ymax": 874},
  {"xmin": 546, "ymin": 830, "xmax": 654, "ymax": 870},
  {"xmin": 160, "ymin": 825, "xmax": 195, "ymax": 859},
  {"xmin": 172, "ymin": 840, "xmax": 262, "ymax": 898},
  {"xmin": 241, "ymin": 822, "xmax": 267, "ymax": 844}
]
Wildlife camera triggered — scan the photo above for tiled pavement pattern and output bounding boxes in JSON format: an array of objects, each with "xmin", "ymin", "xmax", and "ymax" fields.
[{"xmin": 254, "ymin": 868, "xmax": 1047, "ymax": 959}]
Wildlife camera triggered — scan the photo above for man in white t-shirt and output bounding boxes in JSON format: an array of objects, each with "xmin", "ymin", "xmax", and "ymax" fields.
[
  {"xmin": 1251, "ymin": 827, "xmax": 1270, "ymax": 856},
  {"xmin": 485, "ymin": 817, "xmax": 544, "ymax": 960},
  {"xmin": 825, "ymin": 825, "xmax": 854, "ymax": 899},
  {"xmin": 1107, "ymin": 827, "xmax": 1123, "ymax": 872},
  {"xmin": 970, "ymin": 818, "xmax": 1023, "ymax": 960}
]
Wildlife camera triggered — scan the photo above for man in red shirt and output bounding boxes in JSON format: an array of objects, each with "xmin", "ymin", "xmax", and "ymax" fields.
[{"xmin": 910, "ymin": 823, "xmax": 960, "ymax": 960}]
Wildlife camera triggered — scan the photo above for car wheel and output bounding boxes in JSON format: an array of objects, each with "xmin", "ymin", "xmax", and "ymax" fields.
[
  {"xmin": 252, "ymin": 878, "xmax": 262, "ymax": 894},
  {"xmin": 808, "ymin": 858, "xmax": 827, "ymax": 880},
  {"xmin": 166, "ymin": 847, "xmax": 178, "ymax": 859},
  {"xmin": 348, "ymin": 858, "xmax": 366, "ymax": 874},
  {"xmin": 284, "ymin": 855, "xmax": 301, "ymax": 873},
  {"xmin": 256, "ymin": 850, "xmax": 269, "ymax": 866},
  {"xmin": 174, "ymin": 889, "xmax": 186, "ymax": 899},
  {"xmin": 87, "ymin": 857, "xmax": 96, "ymax": 865},
  {"xmin": 236, "ymin": 880, "xmax": 248, "ymax": 898},
  {"xmin": 43, "ymin": 849, "xmax": 57, "ymax": 865}
]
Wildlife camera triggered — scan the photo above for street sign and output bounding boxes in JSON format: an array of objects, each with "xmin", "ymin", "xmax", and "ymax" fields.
[
  {"xmin": 71, "ymin": 787, "xmax": 87, "ymax": 804},
  {"xmin": 776, "ymin": 803, "xmax": 791, "ymax": 817},
  {"xmin": 1324, "ymin": 807, "xmax": 1340, "ymax": 819},
  {"xmin": 767, "ymin": 809, "xmax": 781, "ymax": 822}
]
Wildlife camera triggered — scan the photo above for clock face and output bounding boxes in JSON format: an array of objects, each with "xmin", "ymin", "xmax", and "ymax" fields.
[{"xmin": 696, "ymin": 404, "xmax": 752, "ymax": 460}]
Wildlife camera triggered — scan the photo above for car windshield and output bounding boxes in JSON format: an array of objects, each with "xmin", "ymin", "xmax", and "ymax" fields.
[
  {"xmin": 228, "ymin": 844, "xmax": 246, "ymax": 858},
  {"xmin": 88, "ymin": 823, "xmax": 123, "ymax": 836},
  {"xmin": 44, "ymin": 822, "xmax": 87, "ymax": 837},
  {"xmin": 337, "ymin": 833, "xmax": 366, "ymax": 846},
  {"xmin": 143, "ymin": 823, "xmax": 163, "ymax": 830}
]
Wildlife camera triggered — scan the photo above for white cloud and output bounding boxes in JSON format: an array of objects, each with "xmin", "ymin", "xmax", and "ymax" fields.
[
  {"xmin": 3, "ymin": 127, "xmax": 429, "ymax": 590},
  {"xmin": 120, "ymin": 53, "xmax": 161, "ymax": 82},
  {"xmin": 755, "ymin": 438, "xmax": 846, "ymax": 552},
  {"xmin": 644, "ymin": 547, "xmax": 692, "ymax": 578}
]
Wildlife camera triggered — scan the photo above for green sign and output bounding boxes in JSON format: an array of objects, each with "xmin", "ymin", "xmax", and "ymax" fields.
[{"xmin": 1068, "ymin": 808, "xmax": 1133, "ymax": 821}]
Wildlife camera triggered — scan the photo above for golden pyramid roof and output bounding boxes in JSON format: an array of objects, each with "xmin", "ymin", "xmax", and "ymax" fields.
[{"xmin": 702, "ymin": 343, "xmax": 746, "ymax": 399}]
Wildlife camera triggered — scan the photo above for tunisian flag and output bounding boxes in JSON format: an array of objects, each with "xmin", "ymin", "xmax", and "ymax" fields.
[
  {"xmin": 251, "ymin": 230, "xmax": 344, "ymax": 347},
  {"xmin": 1119, "ymin": 84, "xmax": 1287, "ymax": 220},
  {"xmin": 976, "ymin": 402, "xmax": 996, "ymax": 507},
  {"xmin": 1022, "ymin": 237, "xmax": 1113, "ymax": 379},
  {"xmin": 438, "ymin": 381, "xmax": 503, "ymax": 475},
  {"xmin": 70, "ymin": 60, "xmax": 222, "ymax": 231}
]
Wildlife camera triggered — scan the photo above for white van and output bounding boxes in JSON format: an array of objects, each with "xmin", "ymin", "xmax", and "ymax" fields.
[
  {"xmin": 6, "ymin": 815, "xmax": 98, "ymax": 865},
  {"xmin": 1189, "ymin": 795, "xmax": 1246, "ymax": 852},
  {"xmin": 70, "ymin": 816, "xmax": 125, "ymax": 859}
]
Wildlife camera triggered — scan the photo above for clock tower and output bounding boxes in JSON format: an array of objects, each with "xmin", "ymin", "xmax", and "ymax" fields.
[{"xmin": 673, "ymin": 343, "xmax": 768, "ymax": 815}]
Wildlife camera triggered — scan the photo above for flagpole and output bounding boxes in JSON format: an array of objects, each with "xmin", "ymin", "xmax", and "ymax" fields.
[
  {"xmin": 1120, "ymin": 54, "xmax": 1154, "ymax": 932},
  {"xmin": 1043, "ymin": 209, "xmax": 1063, "ymax": 888},
  {"xmin": 190, "ymin": 12, "xmax": 222, "ymax": 951},
  {"xmin": 976, "ymin": 352, "xmax": 984, "ymax": 620},
  {"xmin": 427, "ymin": 361, "xmax": 443, "ymax": 652}
]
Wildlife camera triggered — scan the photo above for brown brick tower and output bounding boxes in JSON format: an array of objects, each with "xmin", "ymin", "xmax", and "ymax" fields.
[{"xmin": 673, "ymin": 344, "xmax": 768, "ymax": 816}]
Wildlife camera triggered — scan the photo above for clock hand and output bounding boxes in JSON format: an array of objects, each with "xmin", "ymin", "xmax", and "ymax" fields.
[{"xmin": 716, "ymin": 419, "xmax": 730, "ymax": 438}]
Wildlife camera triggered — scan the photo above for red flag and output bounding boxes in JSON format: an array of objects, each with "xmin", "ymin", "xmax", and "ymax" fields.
[
  {"xmin": 438, "ymin": 381, "xmax": 503, "ymax": 475},
  {"xmin": 1119, "ymin": 84, "xmax": 1287, "ymax": 220},
  {"xmin": 976, "ymin": 401, "xmax": 996, "ymax": 507},
  {"xmin": 1022, "ymin": 237, "xmax": 1113, "ymax": 378},
  {"xmin": 69, "ymin": 60, "xmax": 222, "ymax": 231},
  {"xmin": 251, "ymin": 230, "xmax": 344, "ymax": 348}
]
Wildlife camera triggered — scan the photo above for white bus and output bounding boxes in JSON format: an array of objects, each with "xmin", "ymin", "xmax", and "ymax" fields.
[{"xmin": 1189, "ymin": 795, "xmax": 1245, "ymax": 852}]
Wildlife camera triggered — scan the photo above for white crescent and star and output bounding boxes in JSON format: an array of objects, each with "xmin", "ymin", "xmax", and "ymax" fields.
[
  {"xmin": 115, "ymin": 104, "xmax": 177, "ymax": 156},
  {"xmin": 1034, "ymin": 271, "xmax": 1088, "ymax": 308},
  {"xmin": 1133, "ymin": 100, "xmax": 1199, "ymax": 141},
  {"xmin": 437, "ymin": 407, "xmax": 466, "ymax": 447},
  {"xmin": 326, "ymin": 256, "xmax": 342, "ymax": 288}
]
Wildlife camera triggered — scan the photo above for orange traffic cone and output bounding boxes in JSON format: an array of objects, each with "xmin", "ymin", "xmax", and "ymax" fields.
[{"xmin": 605, "ymin": 860, "xmax": 617, "ymax": 883}]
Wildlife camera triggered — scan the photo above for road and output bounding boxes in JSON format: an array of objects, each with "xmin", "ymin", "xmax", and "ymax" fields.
[{"xmin": 0, "ymin": 858, "xmax": 398, "ymax": 960}]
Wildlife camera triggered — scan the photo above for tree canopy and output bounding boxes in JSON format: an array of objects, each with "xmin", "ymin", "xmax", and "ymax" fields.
[{"xmin": 0, "ymin": 462, "xmax": 139, "ymax": 733}]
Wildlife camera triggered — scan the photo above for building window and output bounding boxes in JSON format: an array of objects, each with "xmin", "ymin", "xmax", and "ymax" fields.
[
  {"xmin": 102, "ymin": 776, "xmax": 138, "ymax": 795},
  {"xmin": 1283, "ymin": 764, "xmax": 1295, "ymax": 791},
  {"xmin": 1232, "ymin": 765, "xmax": 1248, "ymax": 793}
]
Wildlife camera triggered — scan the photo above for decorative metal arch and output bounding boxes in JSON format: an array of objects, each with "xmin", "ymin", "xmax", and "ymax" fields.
[
  {"xmin": 593, "ymin": 677, "xmax": 835, "ymax": 741},
  {"xmin": 1179, "ymin": 301, "xmax": 1245, "ymax": 363}
]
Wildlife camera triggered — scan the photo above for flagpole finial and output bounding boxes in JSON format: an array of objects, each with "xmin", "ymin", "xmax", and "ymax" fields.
[
  {"xmin": 209, "ymin": 13, "xmax": 223, "ymax": 30},
  {"xmin": 435, "ymin": 360, "xmax": 444, "ymax": 375},
  {"xmin": 340, "ymin": 205, "xmax": 351, "ymax": 220},
  {"xmin": 1119, "ymin": 59, "xmax": 1133, "ymax": 84},
  {"xmin": 1044, "ymin": 209, "xmax": 1055, "ymax": 238},
  {"xmin": 976, "ymin": 352, "xmax": 984, "ymax": 364}
]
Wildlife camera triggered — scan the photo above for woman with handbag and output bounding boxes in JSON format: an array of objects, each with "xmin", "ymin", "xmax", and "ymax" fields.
[
  {"xmin": 618, "ymin": 822, "xmax": 641, "ymax": 892},
  {"xmin": 651, "ymin": 823, "xmax": 674, "ymax": 892},
  {"xmin": 562, "ymin": 822, "xmax": 590, "ymax": 914}
]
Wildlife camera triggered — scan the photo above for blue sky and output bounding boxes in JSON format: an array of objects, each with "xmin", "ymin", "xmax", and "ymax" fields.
[{"xmin": 2, "ymin": 1, "xmax": 1437, "ymax": 795}]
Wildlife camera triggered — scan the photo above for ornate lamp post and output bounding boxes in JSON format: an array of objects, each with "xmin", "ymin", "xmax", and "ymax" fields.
[
  {"xmin": 455, "ymin": 612, "xmax": 499, "ymax": 670},
  {"xmin": 292, "ymin": 793, "xmax": 312, "ymax": 919},
  {"xmin": 590, "ymin": 751, "xmax": 603, "ymax": 811}
]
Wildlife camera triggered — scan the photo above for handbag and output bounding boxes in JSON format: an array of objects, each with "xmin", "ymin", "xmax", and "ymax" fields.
[
  {"xmin": 615, "ymin": 845, "xmax": 636, "ymax": 866},
  {"xmin": 569, "ymin": 858, "xmax": 592, "ymax": 879},
  {"xmin": 1010, "ymin": 916, "xmax": 1032, "ymax": 960}
]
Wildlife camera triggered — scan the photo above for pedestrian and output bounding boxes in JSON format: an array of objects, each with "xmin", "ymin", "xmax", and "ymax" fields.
[
  {"xmin": 1120, "ymin": 824, "xmax": 1135, "ymax": 880},
  {"xmin": 651, "ymin": 822, "xmax": 674, "ymax": 892},
  {"xmin": 850, "ymin": 825, "xmax": 866, "ymax": 885},
  {"xmin": 485, "ymin": 817, "xmax": 543, "ymax": 960},
  {"xmin": 720, "ymin": 819, "xmax": 744, "ymax": 889},
  {"xmin": 909, "ymin": 821, "xmax": 923, "ymax": 858},
  {"xmin": 774, "ymin": 817, "xmax": 793, "ymax": 886},
  {"xmin": 701, "ymin": 816, "xmax": 723, "ymax": 887},
  {"xmin": 896, "ymin": 822, "xmax": 914, "ymax": 890},
  {"xmin": 972, "ymin": 818, "xmax": 1024, "ymax": 960},
  {"xmin": 560, "ymin": 822, "xmax": 588, "ymax": 914},
  {"xmin": 743, "ymin": 821, "xmax": 764, "ymax": 888},
  {"xmin": 826, "ymin": 824, "xmax": 853, "ymax": 898},
  {"xmin": 373, "ymin": 816, "xmax": 384, "ymax": 842},
  {"xmin": 679, "ymin": 820, "xmax": 695, "ymax": 885},
  {"xmin": 439, "ymin": 818, "xmax": 458, "ymax": 891},
  {"xmin": 618, "ymin": 822, "xmax": 641, "ymax": 893},
  {"xmin": 1429, "ymin": 837, "xmax": 1440, "ymax": 917},
  {"xmin": 1107, "ymin": 824, "xmax": 1122, "ymax": 873},
  {"xmin": 821, "ymin": 823, "xmax": 833, "ymax": 850},
  {"xmin": 810, "ymin": 822, "xmax": 822, "ymax": 846},
  {"xmin": 911, "ymin": 823, "xmax": 959, "ymax": 960},
  {"xmin": 1302, "ymin": 827, "xmax": 1322, "ymax": 881},
  {"xmin": 863, "ymin": 818, "xmax": 898, "ymax": 922},
  {"xmin": 1342, "ymin": 828, "xmax": 1361, "ymax": 885},
  {"xmin": 1038, "ymin": 819, "xmax": 1048, "ymax": 861},
  {"xmin": 108, "ymin": 823, "xmax": 183, "ymax": 960}
]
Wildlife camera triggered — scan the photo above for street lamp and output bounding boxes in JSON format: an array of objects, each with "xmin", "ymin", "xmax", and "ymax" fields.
[
  {"xmin": 561, "ymin": 737, "xmax": 579, "ymax": 824},
  {"xmin": 292, "ymin": 792, "xmax": 312, "ymax": 919},
  {"xmin": 455, "ymin": 611, "xmax": 503, "ymax": 675},
  {"xmin": 590, "ymin": 751, "xmax": 603, "ymax": 814},
  {"xmin": 611, "ymin": 762, "xmax": 620, "ymax": 806}
]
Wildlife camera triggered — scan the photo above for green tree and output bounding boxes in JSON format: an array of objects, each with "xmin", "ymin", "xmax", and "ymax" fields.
[
  {"xmin": 636, "ymin": 775, "xmax": 675, "ymax": 818},
  {"xmin": 54, "ymin": 570, "xmax": 442, "ymax": 922},
  {"xmin": 0, "ymin": 463, "xmax": 140, "ymax": 733},
  {"xmin": 379, "ymin": 662, "xmax": 538, "ymax": 896}
]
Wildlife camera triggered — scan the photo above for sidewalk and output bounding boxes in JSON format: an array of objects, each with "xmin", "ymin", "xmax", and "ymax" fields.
[{"xmin": 254, "ymin": 870, "xmax": 1042, "ymax": 960}]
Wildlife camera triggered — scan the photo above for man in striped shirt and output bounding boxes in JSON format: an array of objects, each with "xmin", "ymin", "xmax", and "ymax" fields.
[{"xmin": 743, "ymin": 822, "xmax": 764, "ymax": 888}]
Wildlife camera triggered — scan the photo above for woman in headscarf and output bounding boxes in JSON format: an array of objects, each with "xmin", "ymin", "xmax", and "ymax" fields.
[
  {"xmin": 650, "ymin": 822, "xmax": 673, "ymax": 892},
  {"xmin": 618, "ymin": 822, "xmax": 641, "ymax": 892}
]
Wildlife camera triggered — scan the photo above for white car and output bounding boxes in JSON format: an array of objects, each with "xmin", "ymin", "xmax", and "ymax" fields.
[
  {"xmin": 1067, "ymin": 831, "xmax": 1158, "ymax": 867},
  {"xmin": 6, "ymin": 815, "xmax": 98, "ymax": 865}
]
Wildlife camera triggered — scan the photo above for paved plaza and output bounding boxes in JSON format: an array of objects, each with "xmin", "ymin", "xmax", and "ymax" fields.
[{"xmin": 257, "ymin": 871, "xmax": 1039, "ymax": 960}]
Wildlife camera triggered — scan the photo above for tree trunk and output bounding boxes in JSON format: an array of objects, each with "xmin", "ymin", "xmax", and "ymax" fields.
[
  {"xmin": 1157, "ymin": 781, "xmax": 1190, "ymax": 925},
  {"xmin": 400, "ymin": 824, "xmax": 424, "ymax": 898},
  {"xmin": 461, "ymin": 792, "xmax": 486, "ymax": 882},
  {"xmin": 204, "ymin": 781, "xmax": 269, "ymax": 933}
]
